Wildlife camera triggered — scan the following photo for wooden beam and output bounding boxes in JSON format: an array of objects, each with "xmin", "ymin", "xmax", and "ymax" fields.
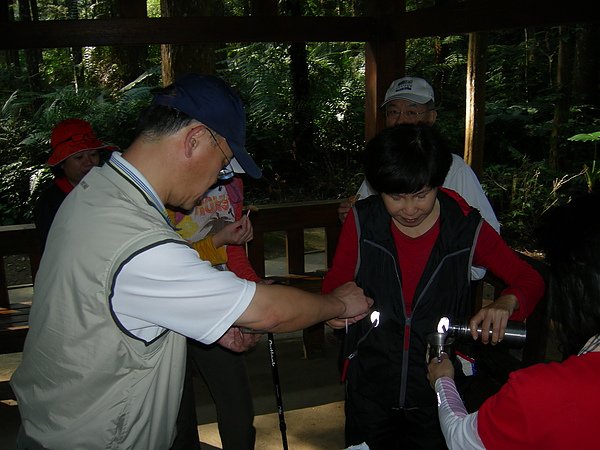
[
  {"xmin": 1, "ymin": 0, "xmax": 595, "ymax": 51},
  {"xmin": 364, "ymin": 0, "xmax": 406, "ymax": 142},
  {"xmin": 0, "ymin": 16, "xmax": 377, "ymax": 50},
  {"xmin": 393, "ymin": 0, "xmax": 597, "ymax": 38}
]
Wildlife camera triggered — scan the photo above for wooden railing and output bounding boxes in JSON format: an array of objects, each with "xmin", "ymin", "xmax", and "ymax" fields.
[
  {"xmin": 244, "ymin": 200, "xmax": 342, "ymax": 357},
  {"xmin": 0, "ymin": 201, "xmax": 342, "ymax": 355},
  {"xmin": 0, "ymin": 224, "xmax": 40, "ymax": 354},
  {"xmin": 0, "ymin": 202, "xmax": 549, "ymax": 366},
  {"xmin": 245, "ymin": 199, "xmax": 342, "ymax": 279},
  {"xmin": 0, "ymin": 224, "xmax": 40, "ymax": 309}
]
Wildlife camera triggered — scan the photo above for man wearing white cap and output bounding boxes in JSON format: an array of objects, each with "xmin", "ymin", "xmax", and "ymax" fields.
[
  {"xmin": 338, "ymin": 76, "xmax": 500, "ymax": 281},
  {"xmin": 11, "ymin": 74, "xmax": 373, "ymax": 450}
]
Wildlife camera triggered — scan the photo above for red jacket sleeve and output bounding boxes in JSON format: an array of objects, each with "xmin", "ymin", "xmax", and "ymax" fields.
[
  {"xmin": 322, "ymin": 210, "xmax": 359, "ymax": 294},
  {"xmin": 473, "ymin": 221, "xmax": 545, "ymax": 320},
  {"xmin": 224, "ymin": 177, "xmax": 262, "ymax": 282},
  {"xmin": 442, "ymin": 188, "xmax": 545, "ymax": 320}
]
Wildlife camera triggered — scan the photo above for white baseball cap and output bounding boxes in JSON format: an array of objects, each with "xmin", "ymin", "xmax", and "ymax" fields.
[{"xmin": 381, "ymin": 77, "xmax": 435, "ymax": 107}]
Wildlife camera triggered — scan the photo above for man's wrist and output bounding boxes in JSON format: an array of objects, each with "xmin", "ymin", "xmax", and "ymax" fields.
[{"xmin": 327, "ymin": 293, "xmax": 347, "ymax": 318}]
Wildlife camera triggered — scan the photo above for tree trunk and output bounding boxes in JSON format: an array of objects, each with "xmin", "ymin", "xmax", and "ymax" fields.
[
  {"xmin": 66, "ymin": 0, "xmax": 84, "ymax": 90},
  {"xmin": 111, "ymin": 0, "xmax": 148, "ymax": 86},
  {"xmin": 362, "ymin": 0, "xmax": 406, "ymax": 141},
  {"xmin": 464, "ymin": 32, "xmax": 487, "ymax": 178},
  {"xmin": 2, "ymin": 0, "xmax": 20, "ymax": 89},
  {"xmin": 523, "ymin": 27, "xmax": 536, "ymax": 101},
  {"xmin": 573, "ymin": 24, "xmax": 599, "ymax": 106},
  {"xmin": 286, "ymin": 0, "xmax": 315, "ymax": 164},
  {"xmin": 431, "ymin": 36, "xmax": 450, "ymax": 107},
  {"xmin": 18, "ymin": 0, "xmax": 43, "ymax": 92},
  {"xmin": 549, "ymin": 26, "xmax": 575, "ymax": 171},
  {"xmin": 160, "ymin": 0, "xmax": 224, "ymax": 86}
]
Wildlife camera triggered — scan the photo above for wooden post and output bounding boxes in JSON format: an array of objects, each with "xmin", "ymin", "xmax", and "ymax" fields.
[
  {"xmin": 246, "ymin": 231, "xmax": 266, "ymax": 278},
  {"xmin": 364, "ymin": 0, "xmax": 406, "ymax": 142},
  {"xmin": 0, "ymin": 0, "xmax": 8, "ymax": 22},
  {"xmin": 464, "ymin": 31, "xmax": 487, "ymax": 178},
  {"xmin": 286, "ymin": 229, "xmax": 305, "ymax": 275}
]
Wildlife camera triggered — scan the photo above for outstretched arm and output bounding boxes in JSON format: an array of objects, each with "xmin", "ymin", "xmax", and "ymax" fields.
[
  {"xmin": 234, "ymin": 281, "xmax": 372, "ymax": 334},
  {"xmin": 427, "ymin": 355, "xmax": 486, "ymax": 450},
  {"xmin": 470, "ymin": 221, "xmax": 545, "ymax": 343}
]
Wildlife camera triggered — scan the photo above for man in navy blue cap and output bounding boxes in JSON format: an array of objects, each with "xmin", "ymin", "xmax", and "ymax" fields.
[{"xmin": 11, "ymin": 74, "xmax": 373, "ymax": 450}]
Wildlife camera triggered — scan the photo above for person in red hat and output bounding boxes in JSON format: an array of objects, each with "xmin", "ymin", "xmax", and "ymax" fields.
[{"xmin": 33, "ymin": 118, "xmax": 117, "ymax": 249}]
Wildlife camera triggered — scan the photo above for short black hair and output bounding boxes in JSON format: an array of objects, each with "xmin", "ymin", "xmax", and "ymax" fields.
[
  {"xmin": 134, "ymin": 104, "xmax": 195, "ymax": 141},
  {"xmin": 364, "ymin": 125, "xmax": 452, "ymax": 194}
]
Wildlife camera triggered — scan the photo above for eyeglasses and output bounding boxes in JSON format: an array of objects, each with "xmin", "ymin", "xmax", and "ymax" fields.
[
  {"xmin": 385, "ymin": 109, "xmax": 434, "ymax": 120},
  {"xmin": 207, "ymin": 129, "xmax": 234, "ymax": 181}
]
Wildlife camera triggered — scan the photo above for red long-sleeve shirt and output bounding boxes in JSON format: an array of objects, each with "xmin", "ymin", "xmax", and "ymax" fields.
[
  {"xmin": 322, "ymin": 189, "xmax": 544, "ymax": 320},
  {"xmin": 225, "ymin": 177, "xmax": 262, "ymax": 282}
]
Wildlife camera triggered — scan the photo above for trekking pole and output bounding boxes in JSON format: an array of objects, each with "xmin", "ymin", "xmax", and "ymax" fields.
[{"xmin": 267, "ymin": 332, "xmax": 289, "ymax": 450}]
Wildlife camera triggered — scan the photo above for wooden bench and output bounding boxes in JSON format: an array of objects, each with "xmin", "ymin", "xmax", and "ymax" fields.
[{"xmin": 0, "ymin": 224, "xmax": 40, "ymax": 355}]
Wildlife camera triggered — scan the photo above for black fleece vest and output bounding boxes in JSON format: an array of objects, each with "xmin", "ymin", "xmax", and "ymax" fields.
[{"xmin": 345, "ymin": 190, "xmax": 482, "ymax": 409}]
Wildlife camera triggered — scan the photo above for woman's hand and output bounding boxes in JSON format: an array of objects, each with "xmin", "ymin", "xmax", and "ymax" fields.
[
  {"xmin": 427, "ymin": 353, "xmax": 454, "ymax": 389},
  {"xmin": 469, "ymin": 294, "xmax": 518, "ymax": 344},
  {"xmin": 212, "ymin": 216, "xmax": 253, "ymax": 248}
]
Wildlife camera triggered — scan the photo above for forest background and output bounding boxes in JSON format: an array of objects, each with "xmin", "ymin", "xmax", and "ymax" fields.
[{"xmin": 0, "ymin": 0, "xmax": 598, "ymax": 252}]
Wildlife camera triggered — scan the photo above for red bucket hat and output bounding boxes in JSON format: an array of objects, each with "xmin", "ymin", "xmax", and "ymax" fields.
[{"xmin": 47, "ymin": 118, "xmax": 118, "ymax": 166}]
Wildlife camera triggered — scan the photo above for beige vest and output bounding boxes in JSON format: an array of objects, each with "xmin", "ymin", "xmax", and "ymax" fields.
[{"xmin": 12, "ymin": 162, "xmax": 187, "ymax": 449}]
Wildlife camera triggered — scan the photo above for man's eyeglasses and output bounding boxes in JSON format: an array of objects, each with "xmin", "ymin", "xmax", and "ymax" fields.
[
  {"xmin": 207, "ymin": 129, "xmax": 234, "ymax": 181},
  {"xmin": 385, "ymin": 109, "xmax": 434, "ymax": 119}
]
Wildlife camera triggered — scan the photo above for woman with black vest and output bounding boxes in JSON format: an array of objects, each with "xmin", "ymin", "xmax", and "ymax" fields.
[{"xmin": 323, "ymin": 125, "xmax": 545, "ymax": 450}]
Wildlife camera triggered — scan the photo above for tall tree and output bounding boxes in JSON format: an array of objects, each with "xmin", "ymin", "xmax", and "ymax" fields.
[
  {"xmin": 285, "ymin": 0, "xmax": 315, "ymax": 165},
  {"xmin": 464, "ymin": 32, "xmax": 488, "ymax": 177},
  {"xmin": 66, "ymin": 0, "xmax": 84, "ymax": 90},
  {"xmin": 18, "ymin": 0, "xmax": 43, "ymax": 91},
  {"xmin": 573, "ymin": 24, "xmax": 599, "ymax": 106},
  {"xmin": 160, "ymin": 0, "xmax": 225, "ymax": 86},
  {"xmin": 1, "ymin": 0, "xmax": 21, "ymax": 89},
  {"xmin": 549, "ymin": 26, "xmax": 575, "ymax": 171},
  {"xmin": 112, "ymin": 0, "xmax": 148, "ymax": 86}
]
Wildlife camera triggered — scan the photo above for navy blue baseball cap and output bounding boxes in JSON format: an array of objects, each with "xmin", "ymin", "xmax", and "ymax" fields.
[{"xmin": 152, "ymin": 74, "xmax": 262, "ymax": 179}]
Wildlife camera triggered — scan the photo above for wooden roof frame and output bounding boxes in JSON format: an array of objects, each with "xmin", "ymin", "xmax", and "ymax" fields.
[
  {"xmin": 1, "ymin": 0, "xmax": 595, "ymax": 48},
  {"xmin": 1, "ymin": 0, "xmax": 596, "ymax": 151}
]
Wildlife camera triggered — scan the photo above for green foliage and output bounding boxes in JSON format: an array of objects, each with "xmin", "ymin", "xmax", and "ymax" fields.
[
  {"xmin": 147, "ymin": 0, "xmax": 161, "ymax": 18},
  {"xmin": 1, "ymin": 2, "xmax": 598, "ymax": 256},
  {"xmin": 222, "ymin": 41, "xmax": 365, "ymax": 203},
  {"xmin": 0, "ymin": 81, "xmax": 155, "ymax": 225},
  {"xmin": 568, "ymin": 131, "xmax": 600, "ymax": 142},
  {"xmin": 483, "ymin": 150, "xmax": 587, "ymax": 249},
  {"xmin": 569, "ymin": 131, "xmax": 600, "ymax": 192},
  {"xmin": 0, "ymin": 115, "xmax": 43, "ymax": 224}
]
